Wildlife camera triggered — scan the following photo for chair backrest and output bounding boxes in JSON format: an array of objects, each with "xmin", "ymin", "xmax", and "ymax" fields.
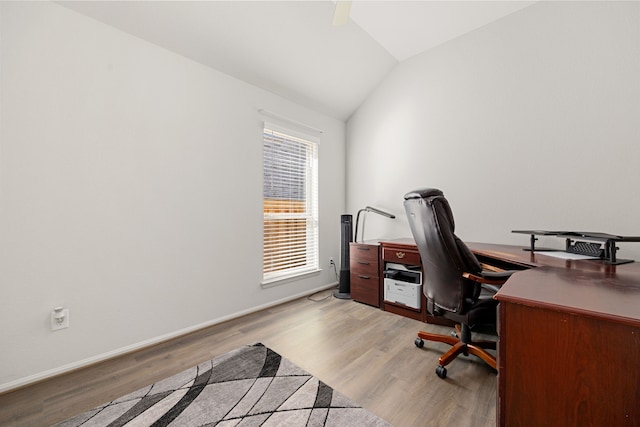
[{"xmin": 404, "ymin": 188, "xmax": 483, "ymax": 315}]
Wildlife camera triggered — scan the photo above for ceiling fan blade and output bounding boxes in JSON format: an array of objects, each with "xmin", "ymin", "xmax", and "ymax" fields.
[{"xmin": 332, "ymin": 0, "xmax": 352, "ymax": 26}]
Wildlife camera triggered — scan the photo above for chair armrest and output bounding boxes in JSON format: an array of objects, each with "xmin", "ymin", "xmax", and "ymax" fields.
[
  {"xmin": 464, "ymin": 270, "xmax": 518, "ymax": 294},
  {"xmin": 481, "ymin": 270, "xmax": 517, "ymax": 281},
  {"xmin": 482, "ymin": 284, "xmax": 502, "ymax": 294},
  {"xmin": 462, "ymin": 270, "xmax": 516, "ymax": 286}
]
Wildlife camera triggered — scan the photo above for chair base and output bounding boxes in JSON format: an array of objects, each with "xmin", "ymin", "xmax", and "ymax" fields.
[{"xmin": 416, "ymin": 324, "xmax": 497, "ymax": 374}]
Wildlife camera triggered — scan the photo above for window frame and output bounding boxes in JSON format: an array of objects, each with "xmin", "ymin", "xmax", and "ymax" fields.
[{"xmin": 261, "ymin": 122, "xmax": 319, "ymax": 285}]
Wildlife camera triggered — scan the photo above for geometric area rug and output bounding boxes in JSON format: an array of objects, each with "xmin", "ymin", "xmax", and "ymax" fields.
[{"xmin": 53, "ymin": 343, "xmax": 391, "ymax": 427}]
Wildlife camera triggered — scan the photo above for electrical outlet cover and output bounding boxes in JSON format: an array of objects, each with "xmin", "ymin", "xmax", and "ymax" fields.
[{"xmin": 51, "ymin": 309, "xmax": 70, "ymax": 331}]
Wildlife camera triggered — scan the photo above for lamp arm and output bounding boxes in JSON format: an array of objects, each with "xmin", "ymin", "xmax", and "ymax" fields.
[
  {"xmin": 354, "ymin": 206, "xmax": 396, "ymax": 243},
  {"xmin": 354, "ymin": 208, "xmax": 366, "ymax": 243},
  {"xmin": 365, "ymin": 206, "xmax": 396, "ymax": 219}
]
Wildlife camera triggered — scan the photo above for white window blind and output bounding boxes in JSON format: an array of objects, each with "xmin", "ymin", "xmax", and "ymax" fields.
[{"xmin": 263, "ymin": 124, "xmax": 319, "ymax": 283}]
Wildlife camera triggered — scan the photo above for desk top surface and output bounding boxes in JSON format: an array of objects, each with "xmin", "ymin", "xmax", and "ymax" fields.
[
  {"xmin": 380, "ymin": 239, "xmax": 640, "ymax": 326},
  {"xmin": 471, "ymin": 242, "xmax": 640, "ymax": 326}
]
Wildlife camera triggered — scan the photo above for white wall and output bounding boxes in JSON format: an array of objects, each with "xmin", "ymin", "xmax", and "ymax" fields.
[
  {"xmin": 347, "ymin": 1, "xmax": 640, "ymax": 258},
  {"xmin": 0, "ymin": 2, "xmax": 345, "ymax": 390}
]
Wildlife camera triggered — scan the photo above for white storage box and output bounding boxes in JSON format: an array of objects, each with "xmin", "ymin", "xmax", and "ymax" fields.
[{"xmin": 384, "ymin": 278, "xmax": 421, "ymax": 309}]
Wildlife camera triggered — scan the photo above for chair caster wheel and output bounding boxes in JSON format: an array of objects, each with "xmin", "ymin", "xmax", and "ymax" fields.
[
  {"xmin": 436, "ymin": 366, "xmax": 447, "ymax": 379},
  {"xmin": 415, "ymin": 338, "xmax": 424, "ymax": 348}
]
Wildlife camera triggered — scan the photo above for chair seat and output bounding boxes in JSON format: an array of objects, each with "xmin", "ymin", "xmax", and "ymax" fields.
[{"xmin": 440, "ymin": 290, "xmax": 498, "ymax": 326}]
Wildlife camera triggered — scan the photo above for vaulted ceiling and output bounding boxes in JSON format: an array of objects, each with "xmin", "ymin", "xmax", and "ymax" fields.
[{"xmin": 58, "ymin": 1, "xmax": 536, "ymax": 120}]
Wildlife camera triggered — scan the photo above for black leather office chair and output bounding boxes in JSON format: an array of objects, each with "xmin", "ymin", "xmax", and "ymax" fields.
[{"xmin": 404, "ymin": 188, "xmax": 515, "ymax": 378}]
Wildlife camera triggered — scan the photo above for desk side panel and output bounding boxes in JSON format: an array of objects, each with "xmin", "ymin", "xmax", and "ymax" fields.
[{"xmin": 500, "ymin": 303, "xmax": 640, "ymax": 426}]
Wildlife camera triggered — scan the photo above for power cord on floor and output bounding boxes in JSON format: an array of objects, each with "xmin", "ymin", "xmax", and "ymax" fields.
[
  {"xmin": 307, "ymin": 260, "xmax": 340, "ymax": 302},
  {"xmin": 307, "ymin": 288, "xmax": 334, "ymax": 302}
]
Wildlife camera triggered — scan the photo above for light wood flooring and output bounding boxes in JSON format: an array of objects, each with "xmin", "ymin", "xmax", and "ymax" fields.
[{"xmin": 0, "ymin": 290, "xmax": 498, "ymax": 426}]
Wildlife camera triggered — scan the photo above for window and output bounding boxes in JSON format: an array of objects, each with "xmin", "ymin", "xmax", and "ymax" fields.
[{"xmin": 263, "ymin": 123, "xmax": 319, "ymax": 283}]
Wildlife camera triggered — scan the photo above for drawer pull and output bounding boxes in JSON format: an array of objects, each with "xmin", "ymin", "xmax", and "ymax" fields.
[
  {"xmin": 358, "ymin": 261, "xmax": 370, "ymax": 265},
  {"xmin": 357, "ymin": 247, "xmax": 371, "ymax": 251},
  {"xmin": 358, "ymin": 275, "xmax": 370, "ymax": 279},
  {"xmin": 396, "ymin": 252, "xmax": 406, "ymax": 259}
]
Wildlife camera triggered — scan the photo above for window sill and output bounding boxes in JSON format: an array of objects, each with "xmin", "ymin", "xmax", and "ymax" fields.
[{"xmin": 261, "ymin": 268, "xmax": 322, "ymax": 288}]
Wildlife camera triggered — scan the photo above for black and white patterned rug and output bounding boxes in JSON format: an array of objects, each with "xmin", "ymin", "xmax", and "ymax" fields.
[{"xmin": 54, "ymin": 343, "xmax": 390, "ymax": 426}]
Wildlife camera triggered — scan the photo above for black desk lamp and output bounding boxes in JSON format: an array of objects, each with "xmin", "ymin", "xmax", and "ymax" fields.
[{"xmin": 354, "ymin": 206, "xmax": 395, "ymax": 243}]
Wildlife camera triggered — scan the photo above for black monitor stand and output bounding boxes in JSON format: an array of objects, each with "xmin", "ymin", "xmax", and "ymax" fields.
[
  {"xmin": 511, "ymin": 230, "xmax": 563, "ymax": 252},
  {"xmin": 512, "ymin": 230, "xmax": 640, "ymax": 265}
]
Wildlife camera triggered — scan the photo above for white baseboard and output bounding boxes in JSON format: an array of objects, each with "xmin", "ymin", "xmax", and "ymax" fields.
[{"xmin": 0, "ymin": 282, "xmax": 337, "ymax": 394}]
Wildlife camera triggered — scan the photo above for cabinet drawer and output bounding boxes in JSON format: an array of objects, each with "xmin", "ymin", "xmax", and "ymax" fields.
[
  {"xmin": 351, "ymin": 274, "xmax": 380, "ymax": 307},
  {"xmin": 350, "ymin": 243, "xmax": 379, "ymax": 263},
  {"xmin": 382, "ymin": 247, "xmax": 421, "ymax": 266},
  {"xmin": 351, "ymin": 257, "xmax": 378, "ymax": 275},
  {"xmin": 350, "ymin": 243, "xmax": 379, "ymax": 275}
]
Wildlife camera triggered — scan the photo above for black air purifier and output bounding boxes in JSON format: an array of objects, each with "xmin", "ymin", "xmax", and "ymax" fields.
[{"xmin": 333, "ymin": 214, "xmax": 352, "ymax": 299}]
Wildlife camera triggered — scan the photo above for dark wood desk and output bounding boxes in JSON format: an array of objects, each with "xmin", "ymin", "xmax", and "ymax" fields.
[
  {"xmin": 474, "ymin": 243, "xmax": 640, "ymax": 427},
  {"xmin": 381, "ymin": 239, "xmax": 640, "ymax": 426},
  {"xmin": 369, "ymin": 239, "xmax": 453, "ymax": 326}
]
